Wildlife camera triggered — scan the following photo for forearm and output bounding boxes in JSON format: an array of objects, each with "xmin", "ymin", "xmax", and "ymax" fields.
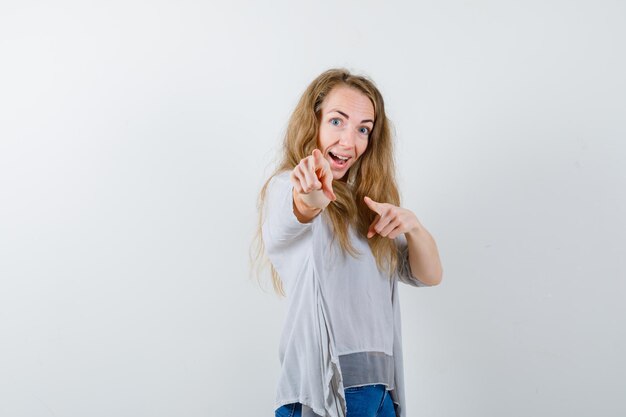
[{"xmin": 405, "ymin": 223, "xmax": 443, "ymax": 286}]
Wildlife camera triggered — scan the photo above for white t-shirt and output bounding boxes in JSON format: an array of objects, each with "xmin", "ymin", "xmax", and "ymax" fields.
[{"xmin": 262, "ymin": 171, "xmax": 430, "ymax": 417}]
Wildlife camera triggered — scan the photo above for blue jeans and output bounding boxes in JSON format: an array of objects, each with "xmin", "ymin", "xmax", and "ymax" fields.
[{"xmin": 275, "ymin": 384, "xmax": 397, "ymax": 417}]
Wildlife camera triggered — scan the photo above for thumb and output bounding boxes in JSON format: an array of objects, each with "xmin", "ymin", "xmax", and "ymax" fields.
[
  {"xmin": 364, "ymin": 196, "xmax": 382, "ymax": 214},
  {"xmin": 367, "ymin": 214, "xmax": 380, "ymax": 239}
]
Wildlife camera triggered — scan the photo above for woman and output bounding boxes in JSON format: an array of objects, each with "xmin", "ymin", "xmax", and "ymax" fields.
[{"xmin": 254, "ymin": 68, "xmax": 443, "ymax": 417}]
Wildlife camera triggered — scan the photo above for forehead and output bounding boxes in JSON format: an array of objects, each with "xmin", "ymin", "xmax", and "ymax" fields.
[{"xmin": 321, "ymin": 85, "xmax": 375, "ymax": 119}]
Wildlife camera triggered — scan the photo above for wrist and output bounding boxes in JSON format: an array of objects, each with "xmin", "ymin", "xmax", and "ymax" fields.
[
  {"xmin": 405, "ymin": 222, "xmax": 424, "ymax": 239},
  {"xmin": 294, "ymin": 188, "xmax": 330, "ymax": 211},
  {"xmin": 293, "ymin": 188, "xmax": 323, "ymax": 220}
]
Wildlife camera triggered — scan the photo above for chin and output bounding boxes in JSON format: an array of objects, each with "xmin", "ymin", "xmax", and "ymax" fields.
[{"xmin": 332, "ymin": 168, "xmax": 350, "ymax": 181}]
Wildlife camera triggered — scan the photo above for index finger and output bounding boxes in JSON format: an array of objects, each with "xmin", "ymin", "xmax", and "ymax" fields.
[
  {"xmin": 364, "ymin": 196, "xmax": 383, "ymax": 214},
  {"xmin": 312, "ymin": 149, "xmax": 325, "ymax": 168},
  {"xmin": 312, "ymin": 149, "xmax": 336, "ymax": 201}
]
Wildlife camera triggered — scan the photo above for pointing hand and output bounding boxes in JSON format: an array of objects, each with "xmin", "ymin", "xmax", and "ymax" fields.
[
  {"xmin": 363, "ymin": 196, "xmax": 420, "ymax": 239},
  {"xmin": 290, "ymin": 149, "xmax": 337, "ymax": 209}
]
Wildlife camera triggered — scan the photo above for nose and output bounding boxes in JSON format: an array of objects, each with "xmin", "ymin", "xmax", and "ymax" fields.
[{"xmin": 338, "ymin": 129, "xmax": 357, "ymax": 148}]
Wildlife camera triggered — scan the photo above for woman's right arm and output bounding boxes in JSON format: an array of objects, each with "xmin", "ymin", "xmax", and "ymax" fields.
[{"xmin": 262, "ymin": 149, "xmax": 336, "ymax": 253}]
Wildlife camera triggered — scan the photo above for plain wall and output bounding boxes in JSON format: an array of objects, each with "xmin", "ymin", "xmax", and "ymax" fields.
[{"xmin": 1, "ymin": 1, "xmax": 624, "ymax": 416}]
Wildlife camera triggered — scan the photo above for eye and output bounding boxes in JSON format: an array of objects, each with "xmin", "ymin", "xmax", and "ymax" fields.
[
  {"xmin": 359, "ymin": 126, "xmax": 370, "ymax": 135},
  {"xmin": 330, "ymin": 118, "xmax": 341, "ymax": 126}
]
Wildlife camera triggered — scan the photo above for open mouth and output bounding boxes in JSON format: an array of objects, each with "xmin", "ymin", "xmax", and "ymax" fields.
[{"xmin": 329, "ymin": 151, "xmax": 351, "ymax": 167}]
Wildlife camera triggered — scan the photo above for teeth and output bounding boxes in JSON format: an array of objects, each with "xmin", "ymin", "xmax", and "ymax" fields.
[{"xmin": 332, "ymin": 152, "xmax": 349, "ymax": 160}]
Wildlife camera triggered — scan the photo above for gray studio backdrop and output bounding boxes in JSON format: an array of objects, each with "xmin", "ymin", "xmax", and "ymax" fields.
[{"xmin": 1, "ymin": 1, "xmax": 624, "ymax": 416}]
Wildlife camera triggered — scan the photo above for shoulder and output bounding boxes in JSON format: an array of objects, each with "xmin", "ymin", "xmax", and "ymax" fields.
[
  {"xmin": 276, "ymin": 169, "xmax": 291, "ymax": 179},
  {"xmin": 268, "ymin": 170, "xmax": 292, "ymax": 189}
]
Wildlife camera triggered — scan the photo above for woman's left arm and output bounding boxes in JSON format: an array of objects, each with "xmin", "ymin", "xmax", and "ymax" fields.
[
  {"xmin": 405, "ymin": 222, "xmax": 443, "ymax": 286},
  {"xmin": 364, "ymin": 196, "xmax": 443, "ymax": 286}
]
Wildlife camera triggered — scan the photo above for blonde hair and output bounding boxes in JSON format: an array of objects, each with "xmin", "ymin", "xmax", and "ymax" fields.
[{"xmin": 251, "ymin": 68, "xmax": 400, "ymax": 296}]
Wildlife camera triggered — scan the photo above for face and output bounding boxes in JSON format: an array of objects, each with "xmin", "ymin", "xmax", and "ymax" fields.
[{"xmin": 317, "ymin": 85, "xmax": 375, "ymax": 180}]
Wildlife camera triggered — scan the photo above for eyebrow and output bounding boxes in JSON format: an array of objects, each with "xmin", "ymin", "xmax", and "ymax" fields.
[{"xmin": 330, "ymin": 110, "xmax": 374, "ymax": 125}]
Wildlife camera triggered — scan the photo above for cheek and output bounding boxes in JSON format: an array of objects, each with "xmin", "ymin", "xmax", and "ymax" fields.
[
  {"xmin": 317, "ymin": 128, "xmax": 330, "ymax": 149},
  {"xmin": 356, "ymin": 140, "xmax": 368, "ymax": 158}
]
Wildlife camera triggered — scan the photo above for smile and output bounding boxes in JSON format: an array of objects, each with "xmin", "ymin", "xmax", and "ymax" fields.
[{"xmin": 329, "ymin": 151, "xmax": 351, "ymax": 167}]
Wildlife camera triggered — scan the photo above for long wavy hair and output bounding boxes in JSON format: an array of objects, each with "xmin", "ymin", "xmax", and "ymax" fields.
[{"xmin": 251, "ymin": 68, "xmax": 401, "ymax": 296}]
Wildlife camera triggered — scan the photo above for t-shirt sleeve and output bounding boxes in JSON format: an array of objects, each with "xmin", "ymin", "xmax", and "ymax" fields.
[
  {"xmin": 395, "ymin": 234, "xmax": 431, "ymax": 287},
  {"xmin": 261, "ymin": 172, "xmax": 313, "ymax": 260}
]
